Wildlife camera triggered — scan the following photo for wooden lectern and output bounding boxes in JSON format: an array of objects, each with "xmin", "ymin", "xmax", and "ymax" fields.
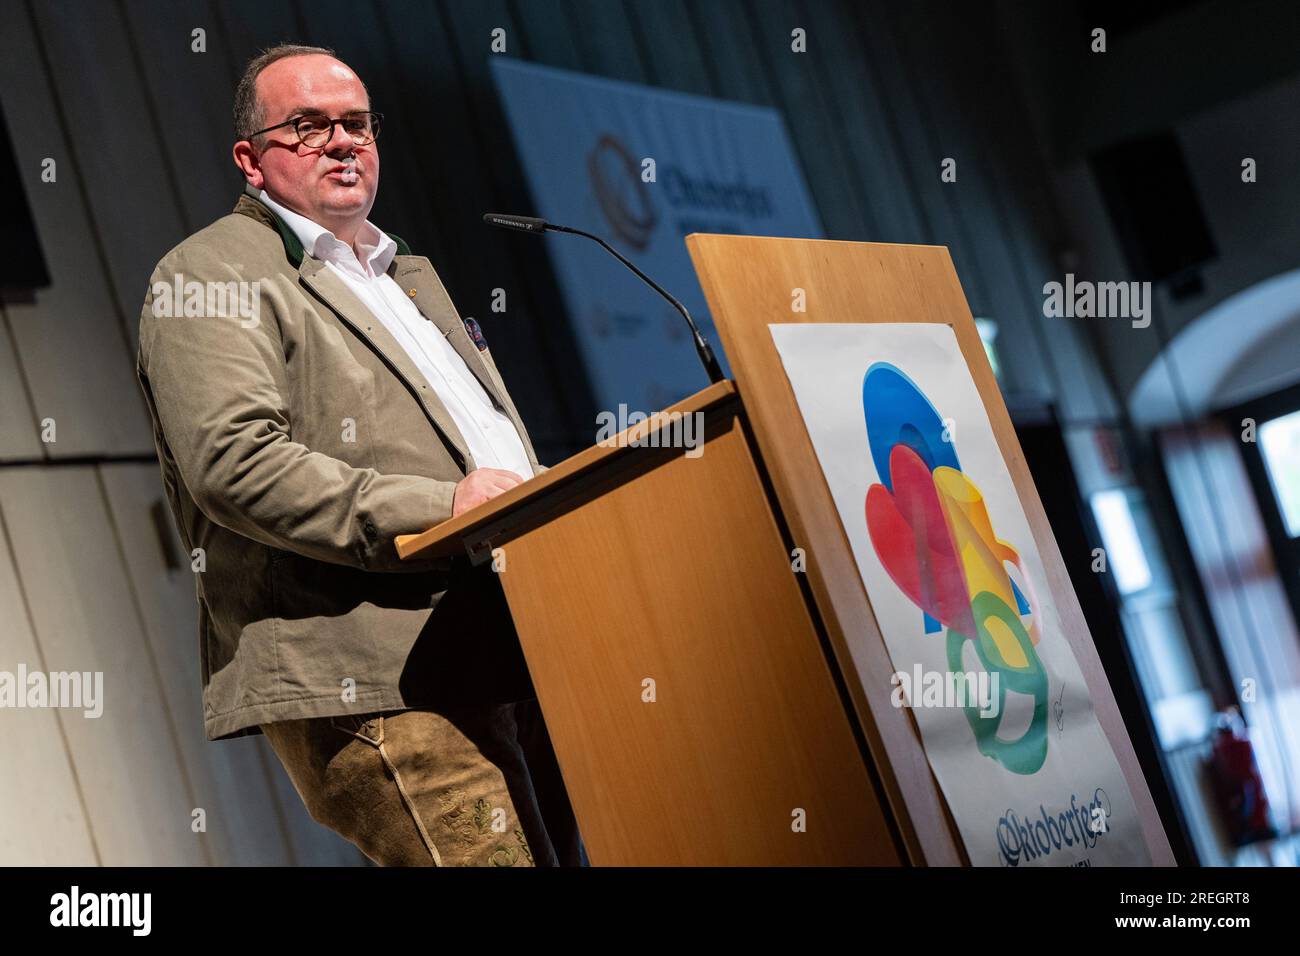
[{"xmin": 397, "ymin": 236, "xmax": 1174, "ymax": 867}]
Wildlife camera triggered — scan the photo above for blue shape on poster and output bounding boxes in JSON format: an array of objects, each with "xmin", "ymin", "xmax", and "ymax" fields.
[{"xmin": 862, "ymin": 363, "xmax": 961, "ymax": 491}]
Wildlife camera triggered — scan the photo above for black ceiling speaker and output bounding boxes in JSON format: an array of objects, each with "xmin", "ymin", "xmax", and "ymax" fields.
[
  {"xmin": 0, "ymin": 101, "xmax": 52, "ymax": 295},
  {"xmin": 1089, "ymin": 130, "xmax": 1217, "ymax": 298}
]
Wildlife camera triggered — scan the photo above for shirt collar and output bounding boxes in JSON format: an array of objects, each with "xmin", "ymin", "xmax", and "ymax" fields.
[{"xmin": 255, "ymin": 187, "xmax": 396, "ymax": 277}]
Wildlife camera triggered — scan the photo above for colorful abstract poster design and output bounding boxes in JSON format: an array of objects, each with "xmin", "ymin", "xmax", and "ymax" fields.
[{"xmin": 770, "ymin": 323, "xmax": 1152, "ymax": 866}]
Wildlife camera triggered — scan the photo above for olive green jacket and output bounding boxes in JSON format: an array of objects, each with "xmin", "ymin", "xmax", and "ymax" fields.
[{"xmin": 137, "ymin": 192, "xmax": 541, "ymax": 740}]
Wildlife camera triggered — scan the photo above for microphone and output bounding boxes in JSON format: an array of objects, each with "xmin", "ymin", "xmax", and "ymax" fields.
[{"xmin": 483, "ymin": 213, "xmax": 725, "ymax": 386}]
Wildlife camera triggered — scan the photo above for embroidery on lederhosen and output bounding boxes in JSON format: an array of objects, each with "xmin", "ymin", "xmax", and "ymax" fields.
[
  {"xmin": 489, "ymin": 827, "xmax": 534, "ymax": 867},
  {"xmin": 437, "ymin": 787, "xmax": 479, "ymax": 849},
  {"xmin": 473, "ymin": 797, "xmax": 494, "ymax": 834},
  {"xmin": 514, "ymin": 826, "xmax": 534, "ymax": 865},
  {"xmin": 462, "ymin": 316, "xmax": 489, "ymax": 351}
]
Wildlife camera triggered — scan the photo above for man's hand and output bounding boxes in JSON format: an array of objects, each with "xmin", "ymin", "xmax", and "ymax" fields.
[{"xmin": 451, "ymin": 468, "xmax": 525, "ymax": 517}]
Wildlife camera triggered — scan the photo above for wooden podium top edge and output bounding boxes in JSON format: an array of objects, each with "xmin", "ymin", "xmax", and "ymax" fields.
[
  {"xmin": 395, "ymin": 379, "xmax": 738, "ymax": 561},
  {"xmin": 684, "ymin": 233, "xmax": 952, "ymax": 253}
]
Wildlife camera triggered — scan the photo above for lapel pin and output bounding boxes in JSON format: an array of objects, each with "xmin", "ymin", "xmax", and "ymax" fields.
[
  {"xmin": 407, "ymin": 288, "xmax": 417, "ymax": 297},
  {"xmin": 462, "ymin": 316, "xmax": 489, "ymax": 351}
]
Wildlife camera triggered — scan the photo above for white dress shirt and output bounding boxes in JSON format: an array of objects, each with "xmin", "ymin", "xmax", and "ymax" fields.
[{"xmin": 258, "ymin": 189, "xmax": 534, "ymax": 479}]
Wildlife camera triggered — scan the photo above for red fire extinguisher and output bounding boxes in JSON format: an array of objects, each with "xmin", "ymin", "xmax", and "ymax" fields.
[{"xmin": 1207, "ymin": 707, "xmax": 1276, "ymax": 846}]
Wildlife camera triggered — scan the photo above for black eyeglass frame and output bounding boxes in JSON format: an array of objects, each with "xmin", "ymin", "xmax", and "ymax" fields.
[{"xmin": 247, "ymin": 110, "xmax": 383, "ymax": 147}]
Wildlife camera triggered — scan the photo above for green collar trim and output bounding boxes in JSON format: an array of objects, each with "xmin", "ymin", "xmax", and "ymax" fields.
[
  {"xmin": 389, "ymin": 231, "xmax": 412, "ymax": 256},
  {"xmin": 265, "ymin": 201, "xmax": 306, "ymax": 267},
  {"xmin": 235, "ymin": 193, "xmax": 412, "ymax": 268}
]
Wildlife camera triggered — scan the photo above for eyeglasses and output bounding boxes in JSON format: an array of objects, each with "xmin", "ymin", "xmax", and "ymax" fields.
[{"xmin": 248, "ymin": 111, "xmax": 383, "ymax": 148}]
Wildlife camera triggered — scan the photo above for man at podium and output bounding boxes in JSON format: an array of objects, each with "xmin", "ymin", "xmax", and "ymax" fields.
[{"xmin": 136, "ymin": 44, "xmax": 580, "ymax": 866}]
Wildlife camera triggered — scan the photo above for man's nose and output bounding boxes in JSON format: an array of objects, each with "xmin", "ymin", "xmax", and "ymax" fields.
[{"xmin": 322, "ymin": 122, "xmax": 355, "ymax": 154}]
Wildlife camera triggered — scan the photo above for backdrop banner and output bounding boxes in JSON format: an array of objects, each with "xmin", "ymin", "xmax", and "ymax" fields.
[
  {"xmin": 771, "ymin": 321, "xmax": 1152, "ymax": 867},
  {"xmin": 492, "ymin": 58, "xmax": 822, "ymax": 415}
]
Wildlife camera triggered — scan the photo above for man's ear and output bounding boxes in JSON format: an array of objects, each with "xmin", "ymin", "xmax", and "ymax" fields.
[{"xmin": 232, "ymin": 140, "xmax": 264, "ymax": 189}]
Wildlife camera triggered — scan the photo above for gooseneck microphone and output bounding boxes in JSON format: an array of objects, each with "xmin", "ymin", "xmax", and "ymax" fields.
[{"xmin": 483, "ymin": 213, "xmax": 725, "ymax": 386}]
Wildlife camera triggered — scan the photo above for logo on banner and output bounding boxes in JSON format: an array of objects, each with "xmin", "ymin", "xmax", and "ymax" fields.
[{"xmin": 587, "ymin": 134, "xmax": 658, "ymax": 250}]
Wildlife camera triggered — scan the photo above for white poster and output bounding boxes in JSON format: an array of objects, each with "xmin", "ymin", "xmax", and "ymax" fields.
[{"xmin": 770, "ymin": 322, "xmax": 1152, "ymax": 866}]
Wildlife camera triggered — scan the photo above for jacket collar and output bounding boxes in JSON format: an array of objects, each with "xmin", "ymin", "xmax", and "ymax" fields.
[
  {"xmin": 232, "ymin": 189, "xmax": 411, "ymax": 268},
  {"xmin": 229, "ymin": 191, "xmax": 536, "ymax": 474}
]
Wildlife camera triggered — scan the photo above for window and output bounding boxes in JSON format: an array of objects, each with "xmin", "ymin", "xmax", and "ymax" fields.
[
  {"xmin": 1228, "ymin": 383, "xmax": 1300, "ymax": 632},
  {"xmin": 1259, "ymin": 410, "xmax": 1300, "ymax": 538},
  {"xmin": 1090, "ymin": 488, "xmax": 1154, "ymax": 594}
]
